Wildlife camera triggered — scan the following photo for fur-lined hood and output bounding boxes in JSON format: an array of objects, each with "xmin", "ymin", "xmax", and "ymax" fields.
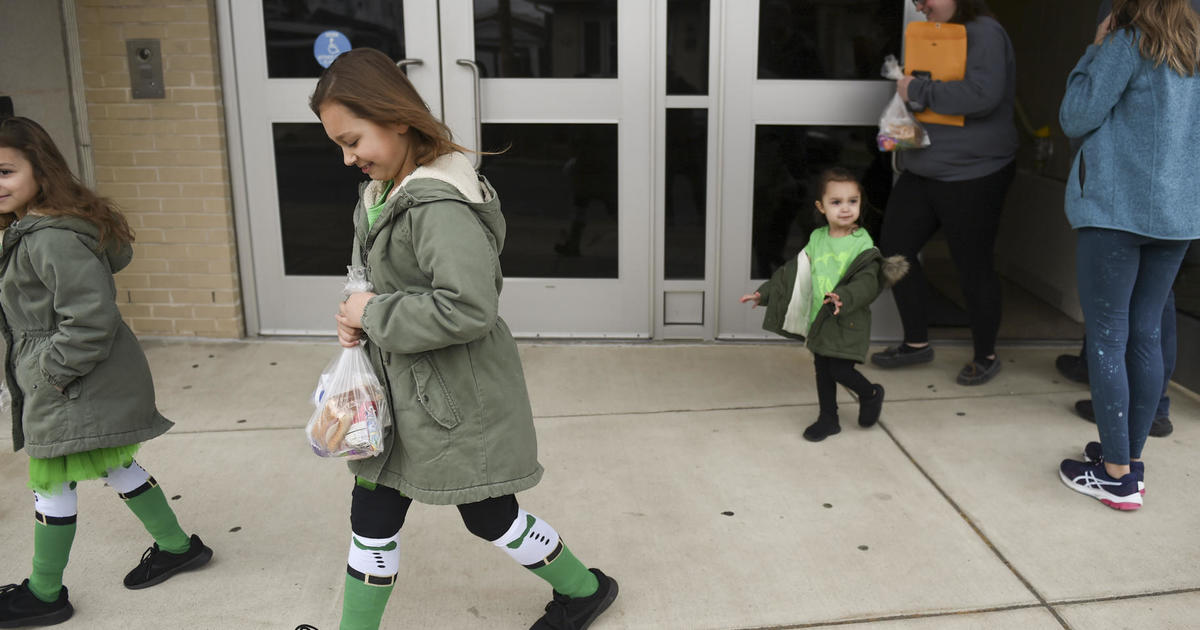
[
  {"xmin": 356, "ymin": 151, "xmax": 505, "ymax": 252},
  {"xmin": 880, "ymin": 254, "xmax": 910, "ymax": 288}
]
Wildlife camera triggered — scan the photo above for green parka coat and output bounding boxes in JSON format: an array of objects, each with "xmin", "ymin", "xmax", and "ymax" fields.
[
  {"xmin": 346, "ymin": 152, "xmax": 542, "ymax": 505},
  {"xmin": 1, "ymin": 215, "xmax": 172, "ymax": 458},
  {"xmin": 757, "ymin": 246, "xmax": 908, "ymax": 363}
]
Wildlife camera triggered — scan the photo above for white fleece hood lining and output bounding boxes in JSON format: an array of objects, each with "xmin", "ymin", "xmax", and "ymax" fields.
[{"xmin": 362, "ymin": 152, "xmax": 486, "ymax": 207}]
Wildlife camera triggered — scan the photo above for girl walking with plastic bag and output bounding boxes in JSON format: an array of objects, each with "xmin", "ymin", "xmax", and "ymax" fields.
[
  {"xmin": 0, "ymin": 117, "xmax": 211, "ymax": 628},
  {"xmin": 296, "ymin": 48, "xmax": 617, "ymax": 630}
]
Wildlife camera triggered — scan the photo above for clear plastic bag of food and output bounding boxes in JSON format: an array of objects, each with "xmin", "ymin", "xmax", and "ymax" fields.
[
  {"xmin": 877, "ymin": 55, "xmax": 931, "ymax": 152},
  {"xmin": 305, "ymin": 266, "xmax": 390, "ymax": 459}
]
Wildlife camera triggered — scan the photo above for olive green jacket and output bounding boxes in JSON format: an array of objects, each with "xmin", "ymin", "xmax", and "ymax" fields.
[
  {"xmin": 1, "ymin": 215, "xmax": 172, "ymax": 457},
  {"xmin": 757, "ymin": 248, "xmax": 909, "ymax": 363},
  {"xmin": 346, "ymin": 152, "xmax": 542, "ymax": 505}
]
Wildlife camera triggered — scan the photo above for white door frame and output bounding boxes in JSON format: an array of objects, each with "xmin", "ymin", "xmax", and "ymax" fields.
[
  {"xmin": 221, "ymin": 0, "xmax": 443, "ymax": 335},
  {"xmin": 439, "ymin": 0, "xmax": 655, "ymax": 338},
  {"xmin": 220, "ymin": 0, "xmax": 653, "ymax": 337},
  {"xmin": 714, "ymin": 0, "xmax": 921, "ymax": 339}
]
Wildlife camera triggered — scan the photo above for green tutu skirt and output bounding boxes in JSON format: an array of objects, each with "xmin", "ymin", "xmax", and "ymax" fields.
[{"xmin": 28, "ymin": 444, "xmax": 141, "ymax": 495}]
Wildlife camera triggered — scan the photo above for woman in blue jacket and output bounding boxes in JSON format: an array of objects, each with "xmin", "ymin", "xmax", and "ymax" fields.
[{"xmin": 1057, "ymin": 0, "xmax": 1200, "ymax": 511}]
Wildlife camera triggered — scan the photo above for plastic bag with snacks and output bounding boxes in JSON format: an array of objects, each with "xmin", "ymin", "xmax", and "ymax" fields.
[
  {"xmin": 876, "ymin": 55, "xmax": 931, "ymax": 152},
  {"xmin": 305, "ymin": 266, "xmax": 390, "ymax": 459}
]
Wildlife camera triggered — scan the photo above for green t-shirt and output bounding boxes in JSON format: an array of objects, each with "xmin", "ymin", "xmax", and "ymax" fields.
[
  {"xmin": 366, "ymin": 180, "xmax": 395, "ymax": 230},
  {"xmin": 804, "ymin": 226, "xmax": 874, "ymax": 323}
]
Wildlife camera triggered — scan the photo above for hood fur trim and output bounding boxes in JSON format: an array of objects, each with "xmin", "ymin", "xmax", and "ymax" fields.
[{"xmin": 881, "ymin": 254, "xmax": 910, "ymax": 288}]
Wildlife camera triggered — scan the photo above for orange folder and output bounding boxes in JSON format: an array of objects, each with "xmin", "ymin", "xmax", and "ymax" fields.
[{"xmin": 904, "ymin": 21, "xmax": 967, "ymax": 127}]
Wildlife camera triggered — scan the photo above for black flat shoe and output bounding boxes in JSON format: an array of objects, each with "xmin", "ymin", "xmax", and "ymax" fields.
[
  {"xmin": 0, "ymin": 580, "xmax": 73, "ymax": 628},
  {"xmin": 124, "ymin": 534, "xmax": 213, "ymax": 590}
]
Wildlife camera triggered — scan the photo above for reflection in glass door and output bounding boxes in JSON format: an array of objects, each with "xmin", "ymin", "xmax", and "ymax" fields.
[
  {"xmin": 440, "ymin": 0, "xmax": 653, "ymax": 337},
  {"xmin": 227, "ymin": 0, "xmax": 652, "ymax": 337},
  {"xmin": 716, "ymin": 0, "xmax": 917, "ymax": 339}
]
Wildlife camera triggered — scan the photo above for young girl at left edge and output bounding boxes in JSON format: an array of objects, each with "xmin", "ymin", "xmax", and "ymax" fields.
[
  {"xmin": 296, "ymin": 48, "xmax": 617, "ymax": 630},
  {"xmin": 0, "ymin": 117, "xmax": 212, "ymax": 628}
]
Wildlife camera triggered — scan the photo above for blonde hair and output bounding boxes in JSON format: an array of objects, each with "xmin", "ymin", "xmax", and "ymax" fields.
[{"xmin": 1111, "ymin": 0, "xmax": 1200, "ymax": 76}]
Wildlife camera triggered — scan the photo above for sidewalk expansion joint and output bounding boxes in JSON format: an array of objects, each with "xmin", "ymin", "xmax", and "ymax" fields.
[
  {"xmin": 877, "ymin": 419, "xmax": 1072, "ymax": 630},
  {"xmin": 534, "ymin": 389, "xmax": 1074, "ymax": 421}
]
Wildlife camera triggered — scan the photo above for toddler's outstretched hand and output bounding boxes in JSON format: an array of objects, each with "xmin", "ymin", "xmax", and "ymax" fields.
[
  {"xmin": 823, "ymin": 292, "xmax": 842, "ymax": 315},
  {"xmin": 739, "ymin": 292, "xmax": 762, "ymax": 308}
]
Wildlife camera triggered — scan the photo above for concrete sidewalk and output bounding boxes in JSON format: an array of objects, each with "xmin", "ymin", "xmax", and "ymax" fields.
[{"xmin": 1, "ymin": 340, "xmax": 1197, "ymax": 630}]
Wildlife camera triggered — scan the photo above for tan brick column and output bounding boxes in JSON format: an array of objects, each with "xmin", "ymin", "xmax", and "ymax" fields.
[{"xmin": 75, "ymin": 0, "xmax": 243, "ymax": 337}]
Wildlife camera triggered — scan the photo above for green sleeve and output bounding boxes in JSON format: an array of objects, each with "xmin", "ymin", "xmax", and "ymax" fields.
[
  {"xmin": 359, "ymin": 202, "xmax": 499, "ymax": 354},
  {"xmin": 27, "ymin": 230, "xmax": 122, "ymax": 387},
  {"xmin": 834, "ymin": 261, "xmax": 881, "ymax": 317}
]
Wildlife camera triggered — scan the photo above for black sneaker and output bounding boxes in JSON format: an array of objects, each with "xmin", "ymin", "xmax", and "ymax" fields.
[
  {"xmin": 1075, "ymin": 399, "xmax": 1096, "ymax": 423},
  {"xmin": 124, "ymin": 534, "xmax": 213, "ymax": 590},
  {"xmin": 530, "ymin": 568, "xmax": 618, "ymax": 630},
  {"xmin": 1082, "ymin": 442, "xmax": 1145, "ymax": 495},
  {"xmin": 295, "ymin": 626, "xmax": 319, "ymax": 630},
  {"xmin": 0, "ymin": 579, "xmax": 73, "ymax": 628},
  {"xmin": 1076, "ymin": 401, "xmax": 1172, "ymax": 437},
  {"xmin": 1150, "ymin": 416, "xmax": 1174, "ymax": 438},
  {"xmin": 870, "ymin": 344, "xmax": 934, "ymax": 368},
  {"xmin": 957, "ymin": 359, "xmax": 1001, "ymax": 386},
  {"xmin": 858, "ymin": 384, "xmax": 884, "ymax": 428},
  {"xmin": 1055, "ymin": 353, "xmax": 1089, "ymax": 384}
]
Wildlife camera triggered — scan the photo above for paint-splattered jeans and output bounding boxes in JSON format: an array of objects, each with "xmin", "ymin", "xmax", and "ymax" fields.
[{"xmin": 1076, "ymin": 228, "xmax": 1189, "ymax": 464}]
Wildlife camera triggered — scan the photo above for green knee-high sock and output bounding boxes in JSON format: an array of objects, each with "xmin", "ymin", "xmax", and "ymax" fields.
[
  {"xmin": 122, "ymin": 484, "xmax": 190, "ymax": 554},
  {"xmin": 29, "ymin": 520, "xmax": 76, "ymax": 603},
  {"xmin": 530, "ymin": 542, "xmax": 598, "ymax": 598},
  {"xmin": 340, "ymin": 575, "xmax": 395, "ymax": 630}
]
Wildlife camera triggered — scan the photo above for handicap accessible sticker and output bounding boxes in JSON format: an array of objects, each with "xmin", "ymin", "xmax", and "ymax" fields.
[{"xmin": 315, "ymin": 30, "xmax": 351, "ymax": 68}]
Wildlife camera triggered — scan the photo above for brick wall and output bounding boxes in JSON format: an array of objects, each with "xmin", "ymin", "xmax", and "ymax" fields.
[{"xmin": 75, "ymin": 0, "xmax": 243, "ymax": 337}]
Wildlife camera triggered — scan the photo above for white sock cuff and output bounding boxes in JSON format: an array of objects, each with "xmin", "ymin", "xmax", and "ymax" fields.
[
  {"xmin": 348, "ymin": 532, "xmax": 401, "ymax": 578},
  {"xmin": 104, "ymin": 460, "xmax": 152, "ymax": 494},
  {"xmin": 34, "ymin": 484, "xmax": 78, "ymax": 518},
  {"xmin": 495, "ymin": 511, "xmax": 562, "ymax": 568},
  {"xmin": 492, "ymin": 508, "xmax": 531, "ymax": 547}
]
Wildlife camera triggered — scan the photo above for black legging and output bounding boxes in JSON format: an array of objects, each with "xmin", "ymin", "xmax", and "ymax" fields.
[
  {"xmin": 879, "ymin": 162, "xmax": 1015, "ymax": 361},
  {"xmin": 813, "ymin": 353, "xmax": 875, "ymax": 418},
  {"xmin": 350, "ymin": 481, "xmax": 518, "ymax": 542}
]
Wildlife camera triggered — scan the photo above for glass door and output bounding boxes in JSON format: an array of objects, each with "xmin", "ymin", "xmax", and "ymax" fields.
[
  {"xmin": 229, "ymin": 0, "xmax": 653, "ymax": 337},
  {"xmin": 230, "ymin": 0, "xmax": 442, "ymax": 334},
  {"xmin": 439, "ymin": 0, "xmax": 653, "ymax": 337},
  {"xmin": 715, "ymin": 0, "xmax": 917, "ymax": 339}
]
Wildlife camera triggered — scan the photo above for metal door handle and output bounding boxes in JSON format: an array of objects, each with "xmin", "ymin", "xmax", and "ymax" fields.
[
  {"xmin": 396, "ymin": 58, "xmax": 423, "ymax": 72},
  {"xmin": 456, "ymin": 59, "xmax": 482, "ymax": 169}
]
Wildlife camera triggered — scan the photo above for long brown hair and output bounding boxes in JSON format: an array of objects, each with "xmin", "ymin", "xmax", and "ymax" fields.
[
  {"xmin": 1110, "ymin": 0, "xmax": 1200, "ymax": 76},
  {"xmin": 0, "ymin": 116, "xmax": 133, "ymax": 246},
  {"xmin": 309, "ymin": 48, "xmax": 472, "ymax": 165}
]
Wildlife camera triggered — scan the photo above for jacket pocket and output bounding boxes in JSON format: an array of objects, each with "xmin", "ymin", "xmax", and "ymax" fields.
[{"xmin": 410, "ymin": 355, "xmax": 462, "ymax": 430}]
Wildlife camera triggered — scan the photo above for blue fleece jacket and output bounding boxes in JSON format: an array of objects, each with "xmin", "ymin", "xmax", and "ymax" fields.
[{"xmin": 1060, "ymin": 28, "xmax": 1200, "ymax": 240}]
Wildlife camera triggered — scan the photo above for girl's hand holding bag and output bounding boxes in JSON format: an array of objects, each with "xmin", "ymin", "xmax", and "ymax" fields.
[{"xmin": 305, "ymin": 266, "xmax": 390, "ymax": 459}]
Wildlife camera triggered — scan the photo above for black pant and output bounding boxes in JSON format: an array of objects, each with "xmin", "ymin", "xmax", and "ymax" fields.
[
  {"xmin": 350, "ymin": 481, "xmax": 519, "ymax": 542},
  {"xmin": 879, "ymin": 162, "xmax": 1015, "ymax": 361},
  {"xmin": 813, "ymin": 353, "xmax": 874, "ymax": 418}
]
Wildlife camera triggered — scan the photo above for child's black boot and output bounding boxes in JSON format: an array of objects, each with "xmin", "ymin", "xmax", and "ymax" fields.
[
  {"xmin": 858, "ymin": 384, "xmax": 885, "ymax": 428},
  {"xmin": 0, "ymin": 579, "xmax": 73, "ymax": 628},
  {"xmin": 124, "ymin": 534, "xmax": 213, "ymax": 589},
  {"xmin": 803, "ymin": 414, "xmax": 841, "ymax": 442},
  {"xmin": 530, "ymin": 568, "xmax": 618, "ymax": 630}
]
